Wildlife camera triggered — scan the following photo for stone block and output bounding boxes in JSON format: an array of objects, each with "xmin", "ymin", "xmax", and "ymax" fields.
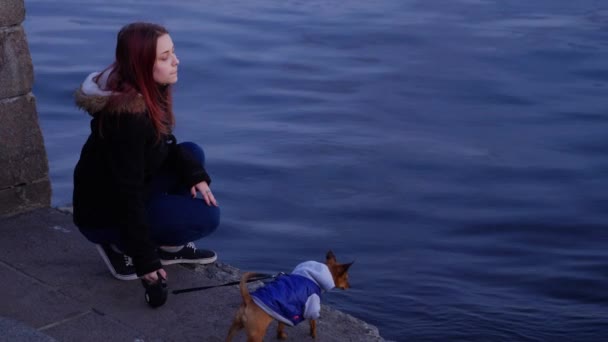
[
  {"xmin": 0, "ymin": 0, "xmax": 25, "ymax": 27},
  {"xmin": 0, "ymin": 94, "xmax": 49, "ymax": 189},
  {"xmin": 0, "ymin": 26, "xmax": 33, "ymax": 98},
  {"xmin": 0, "ymin": 179, "xmax": 51, "ymax": 216},
  {"xmin": 0, "ymin": 317, "xmax": 57, "ymax": 342}
]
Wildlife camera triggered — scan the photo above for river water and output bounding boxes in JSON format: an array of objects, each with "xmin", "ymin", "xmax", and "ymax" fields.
[{"xmin": 23, "ymin": 0, "xmax": 608, "ymax": 340}]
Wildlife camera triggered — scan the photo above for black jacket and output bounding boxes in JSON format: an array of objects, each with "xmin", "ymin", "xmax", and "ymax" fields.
[{"xmin": 72, "ymin": 74, "xmax": 210, "ymax": 276}]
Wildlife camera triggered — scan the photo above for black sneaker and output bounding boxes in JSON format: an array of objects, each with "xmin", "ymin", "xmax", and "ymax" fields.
[
  {"xmin": 95, "ymin": 244, "xmax": 138, "ymax": 281},
  {"xmin": 158, "ymin": 242, "xmax": 217, "ymax": 265}
]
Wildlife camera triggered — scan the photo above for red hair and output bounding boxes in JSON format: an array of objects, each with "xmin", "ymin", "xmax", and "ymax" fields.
[{"xmin": 97, "ymin": 22, "xmax": 175, "ymax": 140}]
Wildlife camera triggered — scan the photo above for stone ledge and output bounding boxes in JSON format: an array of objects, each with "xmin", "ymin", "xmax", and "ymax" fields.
[
  {"xmin": 0, "ymin": 317, "xmax": 57, "ymax": 342},
  {"xmin": 0, "ymin": 25, "xmax": 23, "ymax": 33},
  {"xmin": 0, "ymin": 26, "xmax": 34, "ymax": 99},
  {"xmin": 0, "ymin": 93, "xmax": 49, "ymax": 189},
  {"xmin": 0, "ymin": 0, "xmax": 25, "ymax": 27},
  {"xmin": 0, "ymin": 93, "xmax": 32, "ymax": 103},
  {"xmin": 0, "ymin": 179, "xmax": 51, "ymax": 217},
  {"xmin": 0, "ymin": 208, "xmax": 389, "ymax": 341}
]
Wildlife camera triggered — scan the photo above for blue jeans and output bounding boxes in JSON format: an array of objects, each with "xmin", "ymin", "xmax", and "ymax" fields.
[{"xmin": 79, "ymin": 142, "xmax": 220, "ymax": 248}]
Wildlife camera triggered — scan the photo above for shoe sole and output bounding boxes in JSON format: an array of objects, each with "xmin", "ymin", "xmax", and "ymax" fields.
[
  {"xmin": 160, "ymin": 254, "xmax": 217, "ymax": 266},
  {"xmin": 95, "ymin": 245, "xmax": 138, "ymax": 281}
]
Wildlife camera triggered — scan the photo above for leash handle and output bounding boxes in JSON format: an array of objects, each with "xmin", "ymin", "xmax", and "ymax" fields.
[{"xmin": 172, "ymin": 272, "xmax": 282, "ymax": 295}]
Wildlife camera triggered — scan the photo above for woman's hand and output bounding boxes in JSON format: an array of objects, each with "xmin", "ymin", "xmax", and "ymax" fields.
[
  {"xmin": 190, "ymin": 181, "xmax": 218, "ymax": 206},
  {"xmin": 142, "ymin": 268, "xmax": 167, "ymax": 283}
]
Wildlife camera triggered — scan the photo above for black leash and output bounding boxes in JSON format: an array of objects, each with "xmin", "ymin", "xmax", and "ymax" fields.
[{"xmin": 172, "ymin": 272, "xmax": 284, "ymax": 295}]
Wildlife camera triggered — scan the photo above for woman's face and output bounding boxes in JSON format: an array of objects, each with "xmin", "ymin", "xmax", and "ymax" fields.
[{"xmin": 153, "ymin": 34, "xmax": 179, "ymax": 85}]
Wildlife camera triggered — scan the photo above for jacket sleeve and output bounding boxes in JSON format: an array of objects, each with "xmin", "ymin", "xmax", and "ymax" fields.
[
  {"xmin": 102, "ymin": 113, "xmax": 162, "ymax": 277},
  {"xmin": 168, "ymin": 135, "xmax": 211, "ymax": 187},
  {"xmin": 303, "ymin": 294, "xmax": 321, "ymax": 320}
]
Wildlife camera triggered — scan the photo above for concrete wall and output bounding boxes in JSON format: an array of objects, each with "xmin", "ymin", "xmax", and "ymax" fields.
[{"xmin": 0, "ymin": 0, "xmax": 51, "ymax": 216}]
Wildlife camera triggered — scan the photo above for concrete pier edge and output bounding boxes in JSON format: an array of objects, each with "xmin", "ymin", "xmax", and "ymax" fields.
[{"xmin": 0, "ymin": 207, "xmax": 389, "ymax": 341}]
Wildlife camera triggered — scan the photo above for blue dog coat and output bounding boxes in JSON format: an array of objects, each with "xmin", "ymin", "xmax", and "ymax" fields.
[{"xmin": 251, "ymin": 261, "xmax": 335, "ymax": 326}]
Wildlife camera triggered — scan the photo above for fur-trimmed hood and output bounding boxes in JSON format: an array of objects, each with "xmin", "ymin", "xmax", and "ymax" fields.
[{"xmin": 74, "ymin": 71, "xmax": 146, "ymax": 115}]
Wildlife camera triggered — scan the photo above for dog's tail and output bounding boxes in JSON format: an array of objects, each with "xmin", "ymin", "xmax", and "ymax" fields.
[{"xmin": 239, "ymin": 272, "xmax": 257, "ymax": 303}]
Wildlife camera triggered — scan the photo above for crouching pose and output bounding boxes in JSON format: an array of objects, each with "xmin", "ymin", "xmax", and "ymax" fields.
[{"xmin": 73, "ymin": 22, "xmax": 220, "ymax": 284}]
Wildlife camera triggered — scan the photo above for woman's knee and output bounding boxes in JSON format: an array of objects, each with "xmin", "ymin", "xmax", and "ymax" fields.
[
  {"xmin": 178, "ymin": 141, "xmax": 205, "ymax": 166},
  {"xmin": 167, "ymin": 207, "xmax": 219, "ymax": 244},
  {"xmin": 147, "ymin": 196, "xmax": 220, "ymax": 243},
  {"xmin": 193, "ymin": 206, "xmax": 220, "ymax": 239},
  {"xmin": 198, "ymin": 206, "xmax": 220, "ymax": 236}
]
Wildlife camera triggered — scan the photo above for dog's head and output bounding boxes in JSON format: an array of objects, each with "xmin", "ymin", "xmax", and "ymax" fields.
[{"xmin": 325, "ymin": 250, "xmax": 354, "ymax": 290}]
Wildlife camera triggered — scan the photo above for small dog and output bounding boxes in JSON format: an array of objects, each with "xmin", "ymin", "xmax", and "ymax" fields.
[{"xmin": 225, "ymin": 251, "xmax": 353, "ymax": 342}]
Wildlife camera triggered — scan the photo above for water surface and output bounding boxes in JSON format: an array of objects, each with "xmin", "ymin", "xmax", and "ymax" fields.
[{"xmin": 24, "ymin": 1, "xmax": 608, "ymax": 340}]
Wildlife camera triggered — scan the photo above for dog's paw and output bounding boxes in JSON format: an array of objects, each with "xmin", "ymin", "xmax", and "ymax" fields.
[{"xmin": 277, "ymin": 331, "xmax": 288, "ymax": 340}]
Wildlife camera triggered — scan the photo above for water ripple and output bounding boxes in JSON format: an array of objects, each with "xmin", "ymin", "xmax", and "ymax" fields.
[{"xmin": 24, "ymin": 0, "xmax": 608, "ymax": 340}]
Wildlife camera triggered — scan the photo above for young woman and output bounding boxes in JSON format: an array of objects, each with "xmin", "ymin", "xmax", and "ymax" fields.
[{"xmin": 73, "ymin": 22, "xmax": 220, "ymax": 284}]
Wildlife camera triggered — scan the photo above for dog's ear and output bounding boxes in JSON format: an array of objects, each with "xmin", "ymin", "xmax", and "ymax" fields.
[
  {"xmin": 326, "ymin": 250, "xmax": 337, "ymax": 265},
  {"xmin": 338, "ymin": 261, "xmax": 354, "ymax": 275}
]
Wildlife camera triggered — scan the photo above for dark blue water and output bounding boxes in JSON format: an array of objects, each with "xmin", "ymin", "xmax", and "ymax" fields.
[{"xmin": 24, "ymin": 1, "xmax": 608, "ymax": 340}]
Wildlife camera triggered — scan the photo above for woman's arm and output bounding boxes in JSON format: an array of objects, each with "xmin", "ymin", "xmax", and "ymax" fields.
[
  {"xmin": 102, "ymin": 113, "xmax": 162, "ymax": 277},
  {"xmin": 168, "ymin": 136, "xmax": 212, "ymax": 187},
  {"xmin": 168, "ymin": 137, "xmax": 217, "ymax": 206}
]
